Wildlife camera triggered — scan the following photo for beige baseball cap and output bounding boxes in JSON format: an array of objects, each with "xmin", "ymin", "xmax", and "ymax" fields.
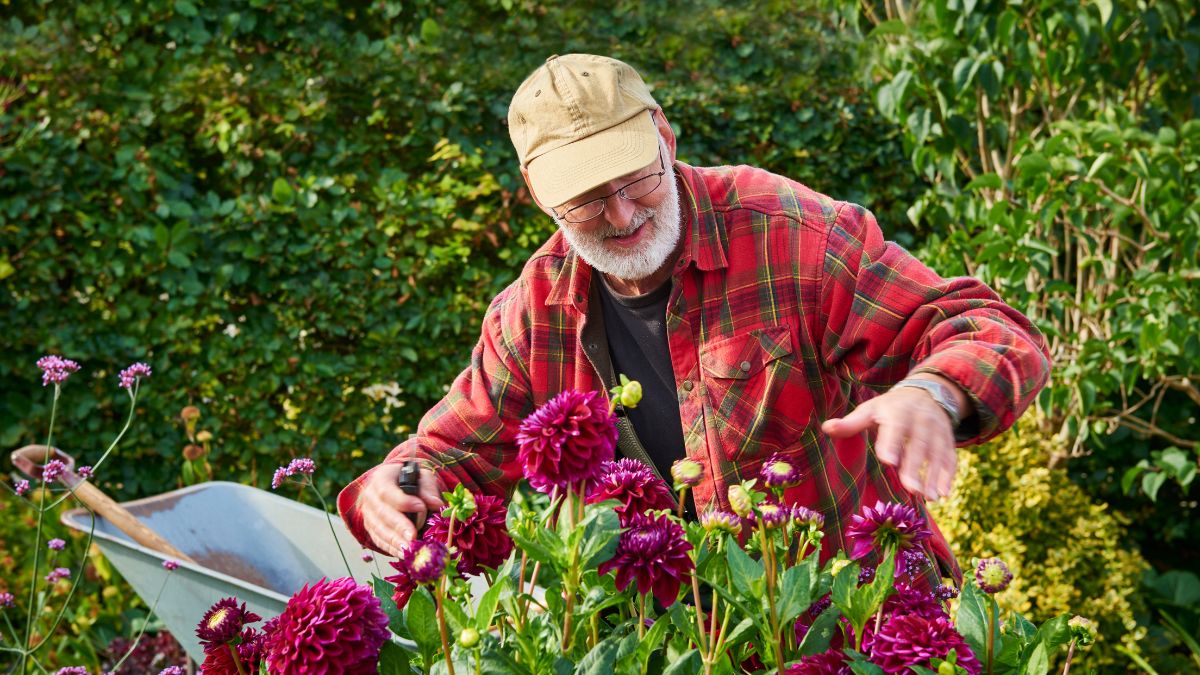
[{"xmin": 508, "ymin": 54, "xmax": 660, "ymax": 208}]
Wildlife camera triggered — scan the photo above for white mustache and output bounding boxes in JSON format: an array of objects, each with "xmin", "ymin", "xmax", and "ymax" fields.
[{"xmin": 601, "ymin": 208, "xmax": 655, "ymax": 238}]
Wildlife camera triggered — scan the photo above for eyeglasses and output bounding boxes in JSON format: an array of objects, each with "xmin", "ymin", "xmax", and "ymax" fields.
[{"xmin": 553, "ymin": 152, "xmax": 666, "ymax": 223}]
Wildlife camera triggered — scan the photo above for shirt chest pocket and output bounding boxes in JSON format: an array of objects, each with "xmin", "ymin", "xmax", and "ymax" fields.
[{"xmin": 699, "ymin": 326, "xmax": 802, "ymax": 459}]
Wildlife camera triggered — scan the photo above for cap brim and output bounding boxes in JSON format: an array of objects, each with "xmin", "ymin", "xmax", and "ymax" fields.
[{"xmin": 526, "ymin": 112, "xmax": 660, "ymax": 208}]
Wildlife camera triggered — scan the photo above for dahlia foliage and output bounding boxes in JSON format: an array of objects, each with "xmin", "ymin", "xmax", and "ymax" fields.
[{"xmin": 174, "ymin": 382, "xmax": 1091, "ymax": 675}]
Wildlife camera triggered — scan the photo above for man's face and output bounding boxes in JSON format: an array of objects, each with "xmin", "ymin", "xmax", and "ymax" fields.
[{"xmin": 552, "ymin": 148, "xmax": 682, "ymax": 283}]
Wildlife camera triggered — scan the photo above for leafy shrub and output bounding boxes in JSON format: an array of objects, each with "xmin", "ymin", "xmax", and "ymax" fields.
[{"xmin": 929, "ymin": 419, "xmax": 1155, "ymax": 670}]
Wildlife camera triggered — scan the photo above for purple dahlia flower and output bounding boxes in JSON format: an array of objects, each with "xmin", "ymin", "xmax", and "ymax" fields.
[
  {"xmin": 395, "ymin": 539, "xmax": 447, "ymax": 585},
  {"xmin": 516, "ymin": 390, "xmax": 617, "ymax": 494},
  {"xmin": 866, "ymin": 613, "xmax": 981, "ymax": 674},
  {"xmin": 200, "ymin": 627, "xmax": 263, "ymax": 674},
  {"xmin": 845, "ymin": 500, "xmax": 932, "ymax": 560},
  {"xmin": 262, "ymin": 577, "xmax": 390, "ymax": 674},
  {"xmin": 883, "ymin": 583, "xmax": 949, "ymax": 621},
  {"xmin": 975, "ymin": 558, "xmax": 1013, "ymax": 594},
  {"xmin": 598, "ymin": 512, "xmax": 694, "ymax": 607},
  {"xmin": 785, "ymin": 648, "xmax": 850, "ymax": 674},
  {"xmin": 195, "ymin": 597, "xmax": 261, "ymax": 647},
  {"xmin": 760, "ymin": 453, "xmax": 803, "ymax": 488},
  {"xmin": 425, "ymin": 493, "xmax": 513, "ymax": 575},
  {"xmin": 587, "ymin": 458, "xmax": 675, "ymax": 525}
]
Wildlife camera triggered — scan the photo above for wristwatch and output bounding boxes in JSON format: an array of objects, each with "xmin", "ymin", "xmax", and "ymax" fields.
[{"xmin": 893, "ymin": 378, "xmax": 963, "ymax": 428}]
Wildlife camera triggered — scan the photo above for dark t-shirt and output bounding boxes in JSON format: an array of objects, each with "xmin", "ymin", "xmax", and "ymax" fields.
[{"xmin": 596, "ymin": 276, "xmax": 687, "ymax": 482}]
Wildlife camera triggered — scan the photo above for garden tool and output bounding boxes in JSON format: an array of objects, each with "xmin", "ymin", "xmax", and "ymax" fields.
[
  {"xmin": 10, "ymin": 444, "xmax": 195, "ymax": 564},
  {"xmin": 397, "ymin": 440, "xmax": 423, "ymax": 527}
]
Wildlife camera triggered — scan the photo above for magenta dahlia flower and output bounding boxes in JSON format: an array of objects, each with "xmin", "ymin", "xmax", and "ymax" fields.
[
  {"xmin": 196, "ymin": 597, "xmax": 262, "ymax": 647},
  {"xmin": 587, "ymin": 458, "xmax": 675, "ymax": 524},
  {"xmin": 845, "ymin": 500, "xmax": 932, "ymax": 560},
  {"xmin": 391, "ymin": 539, "xmax": 447, "ymax": 586},
  {"xmin": 785, "ymin": 648, "xmax": 850, "ymax": 674},
  {"xmin": 384, "ymin": 560, "xmax": 417, "ymax": 609},
  {"xmin": 118, "ymin": 362, "xmax": 152, "ymax": 389},
  {"xmin": 200, "ymin": 627, "xmax": 263, "ymax": 674},
  {"xmin": 883, "ymin": 583, "xmax": 949, "ymax": 621},
  {"xmin": 760, "ymin": 453, "xmax": 803, "ymax": 488},
  {"xmin": 424, "ymin": 493, "xmax": 513, "ymax": 575},
  {"xmin": 262, "ymin": 577, "xmax": 390, "ymax": 674},
  {"xmin": 866, "ymin": 614, "xmax": 981, "ymax": 674},
  {"xmin": 515, "ymin": 389, "xmax": 617, "ymax": 493},
  {"xmin": 975, "ymin": 558, "xmax": 1013, "ymax": 594},
  {"xmin": 598, "ymin": 512, "xmax": 694, "ymax": 607},
  {"xmin": 37, "ymin": 355, "xmax": 80, "ymax": 386}
]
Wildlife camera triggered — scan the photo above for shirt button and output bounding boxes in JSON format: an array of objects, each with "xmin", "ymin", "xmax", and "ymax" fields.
[
  {"xmin": 739, "ymin": 361, "xmax": 752, "ymax": 372},
  {"xmin": 587, "ymin": 343, "xmax": 598, "ymax": 352},
  {"xmin": 682, "ymin": 380, "xmax": 694, "ymax": 391}
]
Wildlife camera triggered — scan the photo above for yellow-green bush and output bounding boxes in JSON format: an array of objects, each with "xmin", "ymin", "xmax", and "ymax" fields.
[{"xmin": 931, "ymin": 417, "xmax": 1151, "ymax": 670}]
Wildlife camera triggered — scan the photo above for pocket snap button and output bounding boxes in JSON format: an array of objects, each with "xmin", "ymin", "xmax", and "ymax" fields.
[{"xmin": 739, "ymin": 360, "xmax": 751, "ymax": 372}]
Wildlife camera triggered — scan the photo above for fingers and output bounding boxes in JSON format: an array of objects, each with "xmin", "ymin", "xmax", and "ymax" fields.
[
  {"xmin": 361, "ymin": 464, "xmax": 442, "ymax": 557},
  {"xmin": 821, "ymin": 400, "xmax": 877, "ymax": 438},
  {"xmin": 418, "ymin": 465, "xmax": 445, "ymax": 514}
]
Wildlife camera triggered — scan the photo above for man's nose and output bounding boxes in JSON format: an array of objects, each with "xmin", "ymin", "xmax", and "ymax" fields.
[{"xmin": 603, "ymin": 195, "xmax": 639, "ymax": 230}]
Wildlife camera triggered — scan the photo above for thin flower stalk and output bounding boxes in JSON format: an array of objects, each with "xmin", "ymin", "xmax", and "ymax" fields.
[
  {"xmin": 22, "ymin": 383, "xmax": 61, "ymax": 671},
  {"xmin": 433, "ymin": 583, "xmax": 457, "ymax": 675},
  {"xmin": 756, "ymin": 523, "xmax": 785, "ymax": 673},
  {"xmin": 307, "ymin": 481, "xmax": 355, "ymax": 579},
  {"xmin": 107, "ymin": 570, "xmax": 174, "ymax": 674}
]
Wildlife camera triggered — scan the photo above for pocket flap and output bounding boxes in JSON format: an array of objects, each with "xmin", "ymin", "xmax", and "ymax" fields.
[{"xmin": 700, "ymin": 326, "xmax": 794, "ymax": 380}]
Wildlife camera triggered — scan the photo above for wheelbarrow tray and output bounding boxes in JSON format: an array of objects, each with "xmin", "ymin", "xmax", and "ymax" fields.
[{"xmin": 61, "ymin": 481, "xmax": 390, "ymax": 663}]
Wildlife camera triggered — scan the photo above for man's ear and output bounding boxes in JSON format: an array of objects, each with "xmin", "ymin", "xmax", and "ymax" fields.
[
  {"xmin": 653, "ymin": 109, "xmax": 678, "ymax": 163},
  {"xmin": 519, "ymin": 165, "xmax": 555, "ymax": 216}
]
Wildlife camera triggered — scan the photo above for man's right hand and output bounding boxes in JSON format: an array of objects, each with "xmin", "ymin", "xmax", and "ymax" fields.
[{"xmin": 360, "ymin": 463, "xmax": 445, "ymax": 557}]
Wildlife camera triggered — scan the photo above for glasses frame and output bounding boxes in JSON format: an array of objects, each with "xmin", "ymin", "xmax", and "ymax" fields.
[{"xmin": 552, "ymin": 151, "xmax": 667, "ymax": 223}]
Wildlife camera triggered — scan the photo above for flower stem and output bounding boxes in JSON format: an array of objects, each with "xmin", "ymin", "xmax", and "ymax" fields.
[
  {"xmin": 637, "ymin": 594, "xmax": 647, "ymax": 639},
  {"xmin": 22, "ymin": 385, "xmax": 59, "ymax": 670},
  {"xmin": 109, "ymin": 571, "xmax": 173, "ymax": 674},
  {"xmin": 229, "ymin": 643, "xmax": 249, "ymax": 675},
  {"xmin": 1062, "ymin": 639, "xmax": 1077, "ymax": 675},
  {"xmin": 690, "ymin": 570, "xmax": 709, "ymax": 654},
  {"xmin": 757, "ymin": 526, "xmax": 784, "ymax": 673},
  {"xmin": 986, "ymin": 595, "xmax": 997, "ymax": 675},
  {"xmin": 434, "ymin": 583, "xmax": 457, "ymax": 675},
  {"xmin": 310, "ymin": 483, "xmax": 354, "ymax": 579}
]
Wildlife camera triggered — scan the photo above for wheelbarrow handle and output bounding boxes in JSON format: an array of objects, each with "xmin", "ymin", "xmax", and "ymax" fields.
[{"xmin": 70, "ymin": 480, "xmax": 196, "ymax": 564}]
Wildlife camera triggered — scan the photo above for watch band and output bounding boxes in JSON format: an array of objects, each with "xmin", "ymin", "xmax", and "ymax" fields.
[{"xmin": 893, "ymin": 378, "xmax": 963, "ymax": 428}]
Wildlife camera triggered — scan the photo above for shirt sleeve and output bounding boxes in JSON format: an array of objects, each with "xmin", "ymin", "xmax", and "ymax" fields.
[
  {"xmin": 818, "ymin": 202, "xmax": 1051, "ymax": 444},
  {"xmin": 338, "ymin": 289, "xmax": 533, "ymax": 552}
]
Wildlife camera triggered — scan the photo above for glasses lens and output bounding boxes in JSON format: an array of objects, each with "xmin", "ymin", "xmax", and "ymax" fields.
[
  {"xmin": 620, "ymin": 173, "xmax": 662, "ymax": 201},
  {"xmin": 563, "ymin": 200, "xmax": 604, "ymax": 223}
]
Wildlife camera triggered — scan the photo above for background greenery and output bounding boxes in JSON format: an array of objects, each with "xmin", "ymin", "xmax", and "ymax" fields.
[{"xmin": 1, "ymin": 0, "xmax": 1196, "ymax": 672}]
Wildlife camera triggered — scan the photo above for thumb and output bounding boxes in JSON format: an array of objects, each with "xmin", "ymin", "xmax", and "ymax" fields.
[
  {"xmin": 822, "ymin": 403, "xmax": 877, "ymax": 438},
  {"xmin": 418, "ymin": 466, "xmax": 445, "ymax": 512}
]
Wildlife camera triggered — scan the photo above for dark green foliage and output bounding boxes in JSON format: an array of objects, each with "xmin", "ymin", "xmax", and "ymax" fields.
[{"xmin": 0, "ymin": 1, "xmax": 920, "ymax": 496}]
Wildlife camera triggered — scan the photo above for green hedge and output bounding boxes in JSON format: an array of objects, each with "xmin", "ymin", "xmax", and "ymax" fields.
[{"xmin": 1, "ymin": 1, "xmax": 921, "ymax": 497}]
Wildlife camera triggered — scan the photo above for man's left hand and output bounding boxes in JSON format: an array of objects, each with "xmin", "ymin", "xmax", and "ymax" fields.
[{"xmin": 820, "ymin": 374, "xmax": 969, "ymax": 501}]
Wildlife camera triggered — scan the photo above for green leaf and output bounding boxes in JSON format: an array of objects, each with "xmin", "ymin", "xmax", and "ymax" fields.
[
  {"xmin": 1021, "ymin": 640, "xmax": 1049, "ymax": 675},
  {"xmin": 1121, "ymin": 465, "xmax": 1144, "ymax": 496},
  {"xmin": 725, "ymin": 541, "xmax": 764, "ymax": 599},
  {"xmin": 1094, "ymin": 0, "xmax": 1113, "ymax": 26},
  {"xmin": 955, "ymin": 581, "xmax": 994, "ymax": 665},
  {"xmin": 964, "ymin": 173, "xmax": 1003, "ymax": 191},
  {"xmin": 1086, "ymin": 152, "xmax": 1113, "ymax": 178},
  {"xmin": 420, "ymin": 18, "xmax": 441, "ymax": 42},
  {"xmin": 661, "ymin": 649, "xmax": 701, "ymax": 675},
  {"xmin": 175, "ymin": 0, "xmax": 199, "ymax": 17},
  {"xmin": 405, "ymin": 587, "xmax": 441, "ymax": 664},
  {"xmin": 475, "ymin": 576, "xmax": 506, "ymax": 633},
  {"xmin": 1143, "ymin": 471, "xmax": 1167, "ymax": 502},
  {"xmin": 722, "ymin": 617, "xmax": 756, "ymax": 648},
  {"xmin": 1016, "ymin": 153, "xmax": 1051, "ymax": 177},
  {"xmin": 870, "ymin": 19, "xmax": 908, "ymax": 36},
  {"xmin": 378, "ymin": 640, "xmax": 413, "ymax": 675},
  {"xmin": 373, "ymin": 575, "xmax": 408, "ymax": 637},
  {"xmin": 777, "ymin": 558, "xmax": 816, "ymax": 625},
  {"xmin": 578, "ymin": 503, "xmax": 621, "ymax": 570},
  {"xmin": 798, "ymin": 605, "xmax": 841, "ymax": 656},
  {"xmin": 272, "ymin": 177, "xmax": 295, "ymax": 204},
  {"xmin": 575, "ymin": 636, "xmax": 620, "ymax": 675}
]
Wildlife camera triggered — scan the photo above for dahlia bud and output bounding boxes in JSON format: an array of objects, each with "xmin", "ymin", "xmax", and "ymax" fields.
[
  {"xmin": 758, "ymin": 502, "xmax": 789, "ymax": 529},
  {"xmin": 457, "ymin": 627, "xmax": 480, "ymax": 648},
  {"xmin": 937, "ymin": 661, "xmax": 957, "ymax": 675},
  {"xmin": 183, "ymin": 444, "xmax": 205, "ymax": 461},
  {"xmin": 618, "ymin": 380, "xmax": 643, "ymax": 408},
  {"xmin": 445, "ymin": 484, "xmax": 477, "ymax": 520},
  {"xmin": 759, "ymin": 454, "xmax": 802, "ymax": 489},
  {"xmin": 670, "ymin": 459, "xmax": 703, "ymax": 489},
  {"xmin": 975, "ymin": 558, "xmax": 1013, "ymax": 594},
  {"xmin": 196, "ymin": 430, "xmax": 213, "ymax": 443},
  {"xmin": 728, "ymin": 484, "xmax": 754, "ymax": 518},
  {"xmin": 699, "ymin": 510, "xmax": 740, "ymax": 536},
  {"xmin": 1068, "ymin": 615, "xmax": 1097, "ymax": 646}
]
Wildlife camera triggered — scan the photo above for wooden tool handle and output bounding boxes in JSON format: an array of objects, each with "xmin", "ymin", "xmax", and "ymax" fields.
[{"xmin": 71, "ymin": 480, "xmax": 195, "ymax": 564}]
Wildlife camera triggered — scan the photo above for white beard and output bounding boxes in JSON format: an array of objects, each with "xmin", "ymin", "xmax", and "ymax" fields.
[{"xmin": 556, "ymin": 159, "xmax": 682, "ymax": 283}]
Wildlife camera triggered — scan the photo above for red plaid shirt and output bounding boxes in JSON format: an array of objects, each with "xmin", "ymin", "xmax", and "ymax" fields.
[{"xmin": 340, "ymin": 162, "xmax": 1051, "ymax": 583}]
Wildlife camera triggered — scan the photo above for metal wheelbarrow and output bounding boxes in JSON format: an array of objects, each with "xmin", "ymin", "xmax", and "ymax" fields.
[{"xmin": 61, "ymin": 481, "xmax": 391, "ymax": 663}]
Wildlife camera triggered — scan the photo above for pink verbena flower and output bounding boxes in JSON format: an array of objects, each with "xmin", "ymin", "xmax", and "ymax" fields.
[
  {"xmin": 515, "ymin": 389, "xmax": 616, "ymax": 493},
  {"xmin": 196, "ymin": 597, "xmax": 261, "ymax": 647},
  {"xmin": 262, "ymin": 577, "xmax": 390, "ymax": 674},
  {"xmin": 163, "ymin": 560, "xmax": 179, "ymax": 571},
  {"xmin": 785, "ymin": 648, "xmax": 850, "ymax": 674},
  {"xmin": 42, "ymin": 460, "xmax": 67, "ymax": 484},
  {"xmin": 45, "ymin": 567, "xmax": 70, "ymax": 583},
  {"xmin": 587, "ymin": 458, "xmax": 675, "ymax": 525},
  {"xmin": 865, "ymin": 613, "xmax": 981, "ymax": 674},
  {"xmin": 37, "ymin": 355, "xmax": 81, "ymax": 386},
  {"xmin": 900, "ymin": 548, "xmax": 928, "ymax": 577},
  {"xmin": 270, "ymin": 457, "xmax": 316, "ymax": 489},
  {"xmin": 975, "ymin": 558, "xmax": 1013, "ymax": 594},
  {"xmin": 0, "ymin": 592, "xmax": 14, "ymax": 608},
  {"xmin": 47, "ymin": 538, "xmax": 66, "ymax": 551},
  {"xmin": 845, "ymin": 500, "xmax": 932, "ymax": 560},
  {"xmin": 14, "ymin": 479, "xmax": 29, "ymax": 496},
  {"xmin": 77, "ymin": 466, "xmax": 93, "ymax": 479},
  {"xmin": 159, "ymin": 667, "xmax": 185, "ymax": 675},
  {"xmin": 424, "ymin": 494, "xmax": 513, "ymax": 576},
  {"xmin": 361, "ymin": 551, "xmax": 374, "ymax": 562},
  {"xmin": 119, "ymin": 362, "xmax": 152, "ymax": 389},
  {"xmin": 598, "ymin": 512, "xmax": 694, "ymax": 607},
  {"xmin": 760, "ymin": 453, "xmax": 803, "ymax": 488},
  {"xmin": 53, "ymin": 667, "xmax": 88, "ymax": 675}
]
